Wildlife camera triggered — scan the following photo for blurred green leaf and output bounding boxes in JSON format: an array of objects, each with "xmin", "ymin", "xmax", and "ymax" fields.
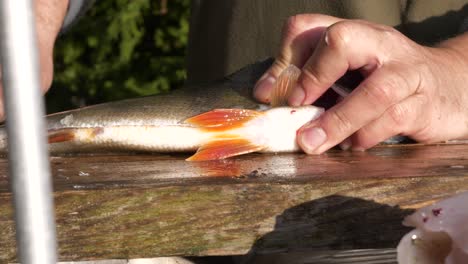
[{"xmin": 47, "ymin": 0, "xmax": 190, "ymax": 113}]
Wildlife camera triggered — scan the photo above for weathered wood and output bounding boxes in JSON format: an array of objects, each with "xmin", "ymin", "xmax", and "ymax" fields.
[{"xmin": 1, "ymin": 143, "xmax": 468, "ymax": 262}]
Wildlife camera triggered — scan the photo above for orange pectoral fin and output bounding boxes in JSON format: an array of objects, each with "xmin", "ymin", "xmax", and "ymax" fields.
[
  {"xmin": 48, "ymin": 129, "xmax": 76, "ymax": 143},
  {"xmin": 185, "ymin": 109, "xmax": 262, "ymax": 131},
  {"xmin": 48, "ymin": 127, "xmax": 103, "ymax": 143},
  {"xmin": 271, "ymin": 65, "xmax": 301, "ymax": 107},
  {"xmin": 186, "ymin": 138, "xmax": 264, "ymax": 161}
]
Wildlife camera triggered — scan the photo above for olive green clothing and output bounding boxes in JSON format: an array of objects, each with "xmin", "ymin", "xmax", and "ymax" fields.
[{"xmin": 187, "ymin": 0, "xmax": 468, "ymax": 84}]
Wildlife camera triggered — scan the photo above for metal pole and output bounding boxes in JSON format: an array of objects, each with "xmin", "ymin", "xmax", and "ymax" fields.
[{"xmin": 0, "ymin": 1, "xmax": 58, "ymax": 263}]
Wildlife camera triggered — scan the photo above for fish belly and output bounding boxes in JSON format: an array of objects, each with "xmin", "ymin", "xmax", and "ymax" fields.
[{"xmin": 48, "ymin": 126, "xmax": 210, "ymax": 153}]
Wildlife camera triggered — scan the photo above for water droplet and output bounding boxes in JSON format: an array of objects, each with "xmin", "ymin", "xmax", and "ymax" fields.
[{"xmin": 78, "ymin": 171, "xmax": 90, "ymax": 177}]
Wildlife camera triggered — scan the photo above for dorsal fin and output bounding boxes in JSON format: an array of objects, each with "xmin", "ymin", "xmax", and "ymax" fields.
[{"xmin": 270, "ymin": 65, "xmax": 301, "ymax": 107}]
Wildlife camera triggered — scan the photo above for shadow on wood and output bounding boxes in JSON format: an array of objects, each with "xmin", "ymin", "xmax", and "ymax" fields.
[{"xmin": 239, "ymin": 195, "xmax": 412, "ymax": 263}]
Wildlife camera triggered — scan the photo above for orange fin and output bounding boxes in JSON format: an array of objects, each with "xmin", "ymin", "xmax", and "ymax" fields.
[
  {"xmin": 48, "ymin": 129, "xmax": 76, "ymax": 143},
  {"xmin": 270, "ymin": 64, "xmax": 301, "ymax": 107},
  {"xmin": 185, "ymin": 109, "xmax": 262, "ymax": 131},
  {"xmin": 187, "ymin": 138, "xmax": 264, "ymax": 161},
  {"xmin": 48, "ymin": 128, "xmax": 103, "ymax": 143}
]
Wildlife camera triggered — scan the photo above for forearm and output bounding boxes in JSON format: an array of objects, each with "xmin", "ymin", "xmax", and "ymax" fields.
[{"xmin": 35, "ymin": 0, "xmax": 69, "ymax": 91}]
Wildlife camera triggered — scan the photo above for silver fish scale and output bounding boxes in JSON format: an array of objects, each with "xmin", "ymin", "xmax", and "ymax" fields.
[{"xmin": 45, "ymin": 67, "xmax": 265, "ymax": 130}]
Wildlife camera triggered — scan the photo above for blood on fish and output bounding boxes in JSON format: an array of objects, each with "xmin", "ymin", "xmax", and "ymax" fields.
[
  {"xmin": 290, "ymin": 110, "xmax": 297, "ymax": 114},
  {"xmin": 432, "ymin": 208, "xmax": 442, "ymax": 217},
  {"xmin": 423, "ymin": 217, "xmax": 428, "ymax": 223},
  {"xmin": 92, "ymin": 127, "xmax": 104, "ymax": 136}
]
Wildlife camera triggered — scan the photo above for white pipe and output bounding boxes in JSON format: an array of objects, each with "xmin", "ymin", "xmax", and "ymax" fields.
[{"xmin": 0, "ymin": 0, "xmax": 58, "ymax": 263}]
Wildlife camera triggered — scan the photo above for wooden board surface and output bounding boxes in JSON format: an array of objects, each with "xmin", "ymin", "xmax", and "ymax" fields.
[{"xmin": 1, "ymin": 143, "xmax": 468, "ymax": 262}]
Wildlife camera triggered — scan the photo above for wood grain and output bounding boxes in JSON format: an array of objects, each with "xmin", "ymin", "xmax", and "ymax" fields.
[{"xmin": 1, "ymin": 143, "xmax": 468, "ymax": 262}]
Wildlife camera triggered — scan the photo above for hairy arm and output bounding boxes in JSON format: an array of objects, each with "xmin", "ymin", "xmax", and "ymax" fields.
[{"xmin": 0, "ymin": 0, "xmax": 69, "ymax": 120}]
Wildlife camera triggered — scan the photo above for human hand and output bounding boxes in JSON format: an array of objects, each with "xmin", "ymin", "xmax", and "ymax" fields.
[
  {"xmin": 254, "ymin": 14, "xmax": 468, "ymax": 154},
  {"xmin": 0, "ymin": 0, "xmax": 69, "ymax": 120}
]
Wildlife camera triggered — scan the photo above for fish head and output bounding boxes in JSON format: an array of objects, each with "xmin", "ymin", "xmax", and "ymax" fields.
[{"xmin": 246, "ymin": 106, "xmax": 324, "ymax": 152}]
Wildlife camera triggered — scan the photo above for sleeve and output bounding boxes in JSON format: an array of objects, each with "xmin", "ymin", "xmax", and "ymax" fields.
[{"xmin": 61, "ymin": 0, "xmax": 95, "ymax": 33}]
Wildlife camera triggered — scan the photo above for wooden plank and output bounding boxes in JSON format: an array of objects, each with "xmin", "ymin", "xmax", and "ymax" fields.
[{"xmin": 1, "ymin": 143, "xmax": 468, "ymax": 262}]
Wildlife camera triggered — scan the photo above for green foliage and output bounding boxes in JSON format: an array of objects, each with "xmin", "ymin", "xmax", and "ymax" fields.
[{"xmin": 47, "ymin": 0, "xmax": 190, "ymax": 113}]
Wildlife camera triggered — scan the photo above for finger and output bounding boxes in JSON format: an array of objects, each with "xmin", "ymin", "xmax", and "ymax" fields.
[
  {"xmin": 297, "ymin": 64, "xmax": 420, "ymax": 154},
  {"xmin": 288, "ymin": 20, "xmax": 399, "ymax": 106},
  {"xmin": 254, "ymin": 14, "xmax": 342, "ymax": 103},
  {"xmin": 351, "ymin": 94, "xmax": 427, "ymax": 150},
  {"xmin": 339, "ymin": 137, "xmax": 352, "ymax": 150}
]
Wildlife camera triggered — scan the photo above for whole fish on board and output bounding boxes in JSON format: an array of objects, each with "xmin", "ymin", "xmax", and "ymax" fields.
[{"xmin": 0, "ymin": 59, "xmax": 324, "ymax": 161}]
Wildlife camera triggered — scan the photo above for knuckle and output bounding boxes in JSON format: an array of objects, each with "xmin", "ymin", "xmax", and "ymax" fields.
[
  {"xmin": 360, "ymin": 80, "xmax": 395, "ymax": 108},
  {"xmin": 270, "ymin": 57, "xmax": 289, "ymax": 77},
  {"xmin": 283, "ymin": 15, "xmax": 307, "ymax": 38},
  {"xmin": 301, "ymin": 66, "xmax": 327, "ymax": 86},
  {"xmin": 388, "ymin": 103, "xmax": 409, "ymax": 128},
  {"xmin": 301, "ymin": 65, "xmax": 337, "ymax": 94},
  {"xmin": 327, "ymin": 109, "xmax": 354, "ymax": 135},
  {"xmin": 360, "ymin": 71, "xmax": 406, "ymax": 107},
  {"xmin": 325, "ymin": 21, "xmax": 354, "ymax": 48},
  {"xmin": 379, "ymin": 24, "xmax": 400, "ymax": 38}
]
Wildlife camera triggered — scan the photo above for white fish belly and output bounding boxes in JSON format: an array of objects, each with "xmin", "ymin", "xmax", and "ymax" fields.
[
  {"xmin": 50, "ymin": 126, "xmax": 210, "ymax": 153},
  {"xmin": 242, "ymin": 106, "xmax": 324, "ymax": 153}
]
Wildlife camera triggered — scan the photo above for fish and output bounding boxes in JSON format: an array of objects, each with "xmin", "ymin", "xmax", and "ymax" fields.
[
  {"xmin": 397, "ymin": 191, "xmax": 468, "ymax": 264},
  {"xmin": 0, "ymin": 59, "xmax": 324, "ymax": 161}
]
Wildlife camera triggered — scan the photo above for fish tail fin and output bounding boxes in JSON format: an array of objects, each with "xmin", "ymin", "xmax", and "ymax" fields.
[
  {"xmin": 270, "ymin": 64, "xmax": 301, "ymax": 107},
  {"xmin": 48, "ymin": 127, "xmax": 103, "ymax": 143},
  {"xmin": 185, "ymin": 109, "xmax": 266, "ymax": 161}
]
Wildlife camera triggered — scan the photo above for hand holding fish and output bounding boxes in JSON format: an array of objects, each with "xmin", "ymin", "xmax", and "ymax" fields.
[
  {"xmin": 254, "ymin": 14, "xmax": 468, "ymax": 154},
  {"xmin": 0, "ymin": 0, "xmax": 68, "ymax": 120}
]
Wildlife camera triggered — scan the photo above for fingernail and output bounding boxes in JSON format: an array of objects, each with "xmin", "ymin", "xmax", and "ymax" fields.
[
  {"xmin": 288, "ymin": 83, "xmax": 305, "ymax": 106},
  {"xmin": 339, "ymin": 138, "xmax": 352, "ymax": 150},
  {"xmin": 254, "ymin": 73, "xmax": 276, "ymax": 102},
  {"xmin": 352, "ymin": 146, "xmax": 365, "ymax": 152},
  {"xmin": 299, "ymin": 126, "xmax": 327, "ymax": 153}
]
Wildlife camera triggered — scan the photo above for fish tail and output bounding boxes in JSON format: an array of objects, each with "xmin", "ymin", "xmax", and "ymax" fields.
[{"xmin": 185, "ymin": 109, "xmax": 265, "ymax": 161}]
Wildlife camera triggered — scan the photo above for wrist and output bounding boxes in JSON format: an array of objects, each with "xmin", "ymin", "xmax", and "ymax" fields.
[
  {"xmin": 436, "ymin": 32, "xmax": 468, "ymax": 63},
  {"xmin": 434, "ymin": 34, "xmax": 468, "ymax": 140}
]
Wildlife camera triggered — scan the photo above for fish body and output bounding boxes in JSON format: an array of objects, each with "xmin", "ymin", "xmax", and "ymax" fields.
[
  {"xmin": 0, "ymin": 59, "xmax": 324, "ymax": 161},
  {"xmin": 46, "ymin": 106, "xmax": 323, "ymax": 160}
]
